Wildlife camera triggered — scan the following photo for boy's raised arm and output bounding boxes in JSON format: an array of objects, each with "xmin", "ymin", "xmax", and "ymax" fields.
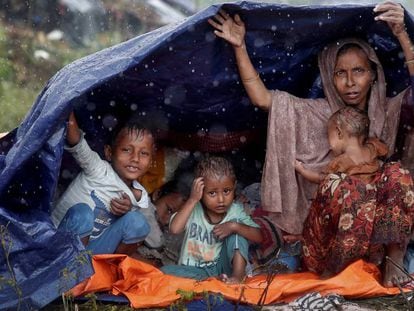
[
  {"xmin": 169, "ymin": 177, "xmax": 204, "ymax": 234},
  {"xmin": 67, "ymin": 112, "xmax": 81, "ymax": 147}
]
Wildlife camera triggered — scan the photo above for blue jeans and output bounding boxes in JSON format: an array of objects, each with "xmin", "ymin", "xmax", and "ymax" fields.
[
  {"xmin": 58, "ymin": 203, "xmax": 150, "ymax": 254},
  {"xmin": 161, "ymin": 234, "xmax": 249, "ymax": 280}
]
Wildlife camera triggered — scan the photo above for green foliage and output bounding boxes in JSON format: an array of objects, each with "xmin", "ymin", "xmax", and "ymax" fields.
[
  {"xmin": 169, "ymin": 289, "xmax": 224, "ymax": 311},
  {"xmin": 0, "ymin": 222, "xmax": 26, "ymax": 310}
]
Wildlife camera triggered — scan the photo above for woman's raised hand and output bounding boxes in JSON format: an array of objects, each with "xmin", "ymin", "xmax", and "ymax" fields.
[
  {"xmin": 208, "ymin": 9, "xmax": 246, "ymax": 47},
  {"xmin": 374, "ymin": 1, "xmax": 405, "ymax": 37}
]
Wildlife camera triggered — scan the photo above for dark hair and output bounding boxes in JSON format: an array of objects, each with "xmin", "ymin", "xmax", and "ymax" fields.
[
  {"xmin": 107, "ymin": 118, "xmax": 155, "ymax": 148},
  {"xmin": 329, "ymin": 106, "xmax": 370, "ymax": 140},
  {"xmin": 195, "ymin": 156, "xmax": 236, "ymax": 181}
]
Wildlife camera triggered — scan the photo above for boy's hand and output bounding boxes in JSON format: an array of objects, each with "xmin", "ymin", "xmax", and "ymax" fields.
[
  {"xmin": 213, "ymin": 221, "xmax": 236, "ymax": 240},
  {"xmin": 188, "ymin": 177, "xmax": 204, "ymax": 203},
  {"xmin": 208, "ymin": 10, "xmax": 246, "ymax": 48},
  {"xmin": 66, "ymin": 111, "xmax": 81, "ymax": 146},
  {"xmin": 374, "ymin": 1, "xmax": 405, "ymax": 37},
  {"xmin": 110, "ymin": 193, "xmax": 132, "ymax": 215}
]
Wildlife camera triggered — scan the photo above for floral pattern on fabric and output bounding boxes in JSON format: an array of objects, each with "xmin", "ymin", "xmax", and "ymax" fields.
[{"xmin": 302, "ymin": 162, "xmax": 414, "ymax": 275}]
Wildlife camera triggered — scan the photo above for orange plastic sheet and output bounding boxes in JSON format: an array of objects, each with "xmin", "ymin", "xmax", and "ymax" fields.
[{"xmin": 71, "ymin": 254, "xmax": 403, "ymax": 309}]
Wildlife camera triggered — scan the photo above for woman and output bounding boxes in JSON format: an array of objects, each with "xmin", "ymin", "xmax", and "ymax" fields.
[{"xmin": 208, "ymin": 1, "xmax": 414, "ymax": 286}]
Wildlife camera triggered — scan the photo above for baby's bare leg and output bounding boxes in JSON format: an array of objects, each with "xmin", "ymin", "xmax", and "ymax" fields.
[{"xmin": 383, "ymin": 243, "xmax": 411, "ymax": 288}]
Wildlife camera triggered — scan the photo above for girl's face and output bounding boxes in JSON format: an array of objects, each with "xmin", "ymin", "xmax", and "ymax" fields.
[
  {"xmin": 105, "ymin": 129, "xmax": 154, "ymax": 186},
  {"xmin": 327, "ymin": 121, "xmax": 345, "ymax": 156},
  {"xmin": 333, "ymin": 47, "xmax": 375, "ymax": 111},
  {"xmin": 201, "ymin": 174, "xmax": 235, "ymax": 222}
]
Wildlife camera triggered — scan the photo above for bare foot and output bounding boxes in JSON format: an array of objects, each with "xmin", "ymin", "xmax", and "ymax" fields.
[
  {"xmin": 217, "ymin": 274, "xmax": 243, "ymax": 284},
  {"xmin": 383, "ymin": 244, "xmax": 411, "ymax": 288}
]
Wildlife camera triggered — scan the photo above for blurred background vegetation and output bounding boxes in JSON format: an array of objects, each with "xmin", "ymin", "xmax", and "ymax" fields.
[{"xmin": 0, "ymin": 0, "xmax": 413, "ymax": 133}]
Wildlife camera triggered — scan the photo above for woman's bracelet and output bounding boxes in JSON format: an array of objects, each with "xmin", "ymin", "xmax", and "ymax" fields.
[
  {"xmin": 242, "ymin": 72, "xmax": 260, "ymax": 83},
  {"xmin": 405, "ymin": 59, "xmax": 414, "ymax": 65}
]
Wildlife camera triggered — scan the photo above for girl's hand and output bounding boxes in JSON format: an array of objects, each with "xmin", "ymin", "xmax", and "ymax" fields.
[
  {"xmin": 213, "ymin": 221, "xmax": 235, "ymax": 240},
  {"xmin": 374, "ymin": 1, "xmax": 406, "ymax": 37},
  {"xmin": 110, "ymin": 192, "xmax": 131, "ymax": 215},
  {"xmin": 208, "ymin": 9, "xmax": 246, "ymax": 47},
  {"xmin": 189, "ymin": 177, "xmax": 204, "ymax": 203}
]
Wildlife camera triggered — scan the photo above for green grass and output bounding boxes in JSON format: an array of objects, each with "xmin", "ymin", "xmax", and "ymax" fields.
[{"xmin": 0, "ymin": 80, "xmax": 41, "ymax": 132}]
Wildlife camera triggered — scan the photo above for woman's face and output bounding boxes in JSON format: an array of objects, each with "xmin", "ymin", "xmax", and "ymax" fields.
[{"xmin": 333, "ymin": 47, "xmax": 375, "ymax": 111}]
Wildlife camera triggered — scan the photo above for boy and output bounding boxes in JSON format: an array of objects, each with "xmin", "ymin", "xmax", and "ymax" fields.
[
  {"xmin": 161, "ymin": 156, "xmax": 263, "ymax": 283},
  {"xmin": 52, "ymin": 112, "xmax": 155, "ymax": 256}
]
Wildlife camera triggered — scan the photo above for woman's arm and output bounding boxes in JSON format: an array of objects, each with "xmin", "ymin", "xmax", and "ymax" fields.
[
  {"xmin": 169, "ymin": 177, "xmax": 204, "ymax": 234},
  {"xmin": 208, "ymin": 10, "xmax": 272, "ymax": 110},
  {"xmin": 374, "ymin": 1, "xmax": 414, "ymax": 76}
]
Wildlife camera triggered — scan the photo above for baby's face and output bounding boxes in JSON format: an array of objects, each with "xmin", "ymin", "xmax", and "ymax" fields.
[{"xmin": 107, "ymin": 128, "xmax": 154, "ymax": 186}]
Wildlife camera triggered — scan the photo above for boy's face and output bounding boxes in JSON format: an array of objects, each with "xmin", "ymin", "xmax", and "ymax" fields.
[
  {"xmin": 105, "ymin": 128, "xmax": 154, "ymax": 186},
  {"xmin": 201, "ymin": 174, "xmax": 235, "ymax": 219}
]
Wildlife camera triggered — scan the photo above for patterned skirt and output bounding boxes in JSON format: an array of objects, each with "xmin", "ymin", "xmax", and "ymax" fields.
[{"xmin": 302, "ymin": 162, "xmax": 414, "ymax": 275}]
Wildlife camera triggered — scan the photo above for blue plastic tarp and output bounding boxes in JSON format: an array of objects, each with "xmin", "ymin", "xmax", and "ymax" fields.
[{"xmin": 0, "ymin": 2, "xmax": 413, "ymax": 309}]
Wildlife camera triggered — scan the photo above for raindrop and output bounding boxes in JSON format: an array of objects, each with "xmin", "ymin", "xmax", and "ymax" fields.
[
  {"xmin": 130, "ymin": 104, "xmax": 138, "ymax": 111},
  {"xmin": 205, "ymin": 32, "xmax": 215, "ymax": 42},
  {"xmin": 240, "ymin": 136, "xmax": 247, "ymax": 143},
  {"xmin": 86, "ymin": 102, "xmax": 96, "ymax": 111},
  {"xmin": 254, "ymin": 38, "xmax": 265, "ymax": 48},
  {"xmin": 102, "ymin": 115, "xmax": 118, "ymax": 129}
]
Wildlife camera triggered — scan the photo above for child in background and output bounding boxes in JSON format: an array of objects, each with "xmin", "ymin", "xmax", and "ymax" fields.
[
  {"xmin": 52, "ymin": 112, "xmax": 156, "ymax": 256},
  {"xmin": 161, "ymin": 156, "xmax": 263, "ymax": 283}
]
